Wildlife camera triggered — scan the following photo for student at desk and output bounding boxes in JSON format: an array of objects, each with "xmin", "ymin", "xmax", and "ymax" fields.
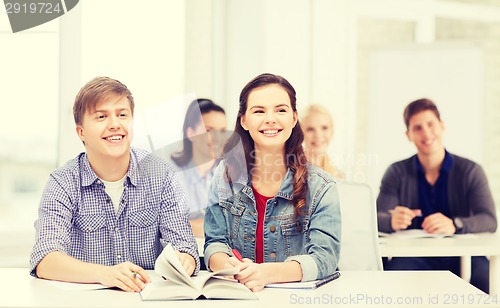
[
  {"xmin": 168, "ymin": 98, "xmax": 227, "ymax": 238},
  {"xmin": 29, "ymin": 77, "xmax": 199, "ymax": 292},
  {"xmin": 204, "ymin": 73, "xmax": 341, "ymax": 292},
  {"xmin": 300, "ymin": 104, "xmax": 344, "ymax": 180},
  {"xmin": 377, "ymin": 98, "xmax": 497, "ymax": 293}
]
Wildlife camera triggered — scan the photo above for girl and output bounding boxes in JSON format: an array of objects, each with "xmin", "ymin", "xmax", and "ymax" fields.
[
  {"xmin": 204, "ymin": 73, "xmax": 341, "ymax": 291},
  {"xmin": 170, "ymin": 99, "xmax": 227, "ymax": 237},
  {"xmin": 301, "ymin": 104, "xmax": 344, "ymax": 179}
]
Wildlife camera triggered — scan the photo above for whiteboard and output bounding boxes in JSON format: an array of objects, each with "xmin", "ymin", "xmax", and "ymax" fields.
[{"xmin": 365, "ymin": 43, "xmax": 484, "ymax": 195}]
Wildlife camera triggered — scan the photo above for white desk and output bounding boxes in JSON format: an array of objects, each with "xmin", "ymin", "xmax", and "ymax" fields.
[
  {"xmin": 379, "ymin": 232, "xmax": 500, "ymax": 295},
  {"xmin": 1, "ymin": 268, "xmax": 491, "ymax": 308}
]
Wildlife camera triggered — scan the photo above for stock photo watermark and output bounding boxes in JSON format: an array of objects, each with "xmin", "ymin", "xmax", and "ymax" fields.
[
  {"xmin": 3, "ymin": 0, "xmax": 79, "ymax": 33},
  {"xmin": 289, "ymin": 292, "xmax": 499, "ymax": 305}
]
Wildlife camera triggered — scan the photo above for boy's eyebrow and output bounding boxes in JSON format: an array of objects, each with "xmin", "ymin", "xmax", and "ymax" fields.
[{"xmin": 93, "ymin": 107, "xmax": 130, "ymax": 113}]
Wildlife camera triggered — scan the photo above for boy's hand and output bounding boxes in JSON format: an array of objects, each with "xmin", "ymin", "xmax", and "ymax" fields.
[
  {"xmin": 422, "ymin": 212, "xmax": 455, "ymax": 235},
  {"xmin": 176, "ymin": 251, "xmax": 196, "ymax": 276},
  {"xmin": 98, "ymin": 261, "xmax": 150, "ymax": 292},
  {"xmin": 390, "ymin": 206, "xmax": 422, "ymax": 231}
]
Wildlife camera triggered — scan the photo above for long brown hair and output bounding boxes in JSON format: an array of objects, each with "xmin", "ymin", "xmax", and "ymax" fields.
[
  {"xmin": 171, "ymin": 98, "xmax": 225, "ymax": 167},
  {"xmin": 223, "ymin": 73, "xmax": 308, "ymax": 217}
]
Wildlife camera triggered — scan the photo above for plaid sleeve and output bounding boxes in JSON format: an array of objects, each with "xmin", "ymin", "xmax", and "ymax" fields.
[
  {"xmin": 158, "ymin": 170, "xmax": 200, "ymax": 274},
  {"xmin": 29, "ymin": 176, "xmax": 74, "ymax": 277}
]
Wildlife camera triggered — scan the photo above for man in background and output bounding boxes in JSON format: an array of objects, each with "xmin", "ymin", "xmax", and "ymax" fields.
[{"xmin": 377, "ymin": 98, "xmax": 496, "ymax": 293}]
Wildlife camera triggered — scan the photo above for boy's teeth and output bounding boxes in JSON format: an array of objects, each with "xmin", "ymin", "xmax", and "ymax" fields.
[{"xmin": 107, "ymin": 136, "xmax": 122, "ymax": 141}]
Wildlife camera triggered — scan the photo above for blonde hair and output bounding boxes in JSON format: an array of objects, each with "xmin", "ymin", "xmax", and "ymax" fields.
[
  {"xmin": 73, "ymin": 77, "xmax": 134, "ymax": 125},
  {"xmin": 301, "ymin": 104, "xmax": 333, "ymax": 127},
  {"xmin": 301, "ymin": 104, "xmax": 344, "ymax": 179}
]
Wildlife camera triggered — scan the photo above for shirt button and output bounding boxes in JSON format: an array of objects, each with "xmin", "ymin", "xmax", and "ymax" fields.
[
  {"xmin": 270, "ymin": 252, "xmax": 276, "ymax": 258},
  {"xmin": 87, "ymin": 227, "xmax": 92, "ymax": 231},
  {"xmin": 96, "ymin": 180, "xmax": 101, "ymax": 184},
  {"xmin": 117, "ymin": 255, "xmax": 122, "ymax": 259},
  {"xmin": 249, "ymin": 211, "xmax": 255, "ymax": 216},
  {"xmin": 115, "ymin": 227, "xmax": 119, "ymax": 232},
  {"xmin": 269, "ymin": 226, "xmax": 276, "ymax": 232}
]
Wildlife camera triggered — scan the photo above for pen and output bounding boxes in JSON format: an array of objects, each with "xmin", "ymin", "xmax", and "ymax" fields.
[
  {"xmin": 231, "ymin": 248, "xmax": 243, "ymax": 262},
  {"xmin": 388, "ymin": 209, "xmax": 422, "ymax": 217}
]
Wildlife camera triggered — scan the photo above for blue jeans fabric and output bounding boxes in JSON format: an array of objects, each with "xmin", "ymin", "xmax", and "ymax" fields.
[{"xmin": 204, "ymin": 161, "xmax": 342, "ymax": 281}]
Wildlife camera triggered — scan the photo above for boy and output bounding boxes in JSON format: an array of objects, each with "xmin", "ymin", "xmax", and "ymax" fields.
[
  {"xmin": 377, "ymin": 98, "xmax": 496, "ymax": 293},
  {"xmin": 30, "ymin": 77, "xmax": 199, "ymax": 292}
]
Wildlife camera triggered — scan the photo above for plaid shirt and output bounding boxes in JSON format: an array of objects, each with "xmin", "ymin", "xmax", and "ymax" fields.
[{"xmin": 30, "ymin": 148, "xmax": 200, "ymax": 276}]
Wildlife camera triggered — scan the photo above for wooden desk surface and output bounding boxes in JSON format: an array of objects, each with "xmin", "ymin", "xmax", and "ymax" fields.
[{"xmin": 1, "ymin": 268, "xmax": 491, "ymax": 308}]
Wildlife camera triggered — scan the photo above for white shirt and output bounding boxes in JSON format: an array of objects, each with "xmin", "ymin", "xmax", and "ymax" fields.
[{"xmin": 101, "ymin": 176, "xmax": 126, "ymax": 213}]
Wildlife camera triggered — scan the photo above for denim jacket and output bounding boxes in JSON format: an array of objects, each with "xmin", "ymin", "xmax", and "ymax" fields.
[{"xmin": 204, "ymin": 161, "xmax": 341, "ymax": 281}]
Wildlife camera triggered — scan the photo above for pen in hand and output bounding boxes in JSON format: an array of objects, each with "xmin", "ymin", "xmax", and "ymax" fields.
[
  {"xmin": 388, "ymin": 208, "xmax": 422, "ymax": 217},
  {"xmin": 232, "ymin": 248, "xmax": 243, "ymax": 262}
]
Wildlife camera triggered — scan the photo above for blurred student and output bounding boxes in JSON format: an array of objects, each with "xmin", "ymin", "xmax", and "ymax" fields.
[
  {"xmin": 30, "ymin": 77, "xmax": 199, "ymax": 292},
  {"xmin": 301, "ymin": 104, "xmax": 344, "ymax": 179},
  {"xmin": 170, "ymin": 99, "xmax": 227, "ymax": 238},
  {"xmin": 204, "ymin": 73, "xmax": 341, "ymax": 292},
  {"xmin": 377, "ymin": 98, "xmax": 496, "ymax": 293}
]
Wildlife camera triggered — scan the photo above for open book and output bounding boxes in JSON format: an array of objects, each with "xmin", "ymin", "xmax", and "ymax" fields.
[
  {"xmin": 140, "ymin": 243, "xmax": 257, "ymax": 300},
  {"xmin": 379, "ymin": 229, "xmax": 450, "ymax": 239},
  {"xmin": 265, "ymin": 272, "xmax": 341, "ymax": 289}
]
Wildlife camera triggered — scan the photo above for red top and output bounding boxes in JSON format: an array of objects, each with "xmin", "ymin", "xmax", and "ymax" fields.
[{"xmin": 252, "ymin": 186, "xmax": 272, "ymax": 264}]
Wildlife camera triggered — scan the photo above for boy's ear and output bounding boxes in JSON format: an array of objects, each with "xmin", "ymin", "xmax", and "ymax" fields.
[
  {"xmin": 76, "ymin": 125, "xmax": 85, "ymax": 142},
  {"xmin": 405, "ymin": 130, "xmax": 414, "ymax": 143}
]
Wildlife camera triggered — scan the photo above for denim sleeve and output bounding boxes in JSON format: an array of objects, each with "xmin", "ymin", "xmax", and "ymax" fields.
[
  {"xmin": 291, "ymin": 181, "xmax": 341, "ymax": 281},
  {"xmin": 29, "ymin": 176, "xmax": 74, "ymax": 277},
  {"xmin": 203, "ymin": 164, "xmax": 232, "ymax": 270}
]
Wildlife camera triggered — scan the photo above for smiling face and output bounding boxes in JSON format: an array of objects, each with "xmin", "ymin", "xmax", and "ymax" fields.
[
  {"xmin": 76, "ymin": 94, "xmax": 133, "ymax": 162},
  {"xmin": 188, "ymin": 111, "xmax": 227, "ymax": 160},
  {"xmin": 240, "ymin": 84, "xmax": 297, "ymax": 152},
  {"xmin": 302, "ymin": 111, "xmax": 333, "ymax": 155},
  {"xmin": 406, "ymin": 110, "xmax": 445, "ymax": 156}
]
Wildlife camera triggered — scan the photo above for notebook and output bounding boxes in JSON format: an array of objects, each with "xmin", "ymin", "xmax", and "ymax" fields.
[{"xmin": 265, "ymin": 272, "xmax": 341, "ymax": 290}]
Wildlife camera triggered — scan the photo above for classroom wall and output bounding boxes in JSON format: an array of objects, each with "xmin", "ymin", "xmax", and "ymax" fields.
[{"xmin": 1, "ymin": 0, "xmax": 500, "ymax": 267}]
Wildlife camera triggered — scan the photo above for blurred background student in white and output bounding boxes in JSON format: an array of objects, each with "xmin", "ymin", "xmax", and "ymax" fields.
[
  {"xmin": 301, "ymin": 104, "xmax": 344, "ymax": 179},
  {"xmin": 168, "ymin": 99, "xmax": 227, "ymax": 239}
]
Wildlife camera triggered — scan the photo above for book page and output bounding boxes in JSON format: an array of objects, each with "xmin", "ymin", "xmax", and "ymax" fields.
[
  {"xmin": 154, "ymin": 243, "xmax": 195, "ymax": 288},
  {"xmin": 140, "ymin": 279, "xmax": 200, "ymax": 300},
  {"xmin": 202, "ymin": 276, "xmax": 256, "ymax": 300},
  {"xmin": 392, "ymin": 229, "xmax": 449, "ymax": 239},
  {"xmin": 191, "ymin": 267, "xmax": 239, "ymax": 290}
]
